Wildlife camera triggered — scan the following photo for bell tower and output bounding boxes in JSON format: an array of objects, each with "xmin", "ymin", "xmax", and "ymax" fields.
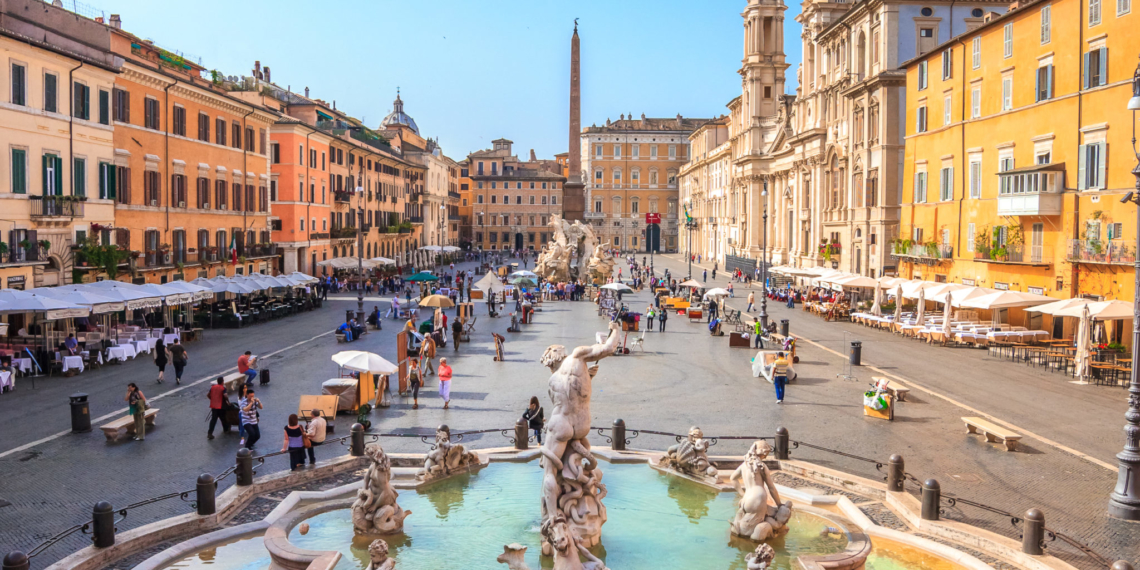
[{"xmin": 740, "ymin": 0, "xmax": 788, "ymax": 121}]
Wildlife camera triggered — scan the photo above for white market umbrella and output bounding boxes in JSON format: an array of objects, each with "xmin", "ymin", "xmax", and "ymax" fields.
[
  {"xmin": 35, "ymin": 286, "xmax": 126, "ymax": 314},
  {"xmin": 204, "ymin": 278, "xmax": 259, "ymax": 295},
  {"xmin": 370, "ymin": 257, "xmax": 397, "ymax": 266},
  {"xmin": 77, "ymin": 280, "xmax": 163, "ymax": 310},
  {"xmin": 870, "ymin": 285, "xmax": 883, "ymax": 317},
  {"xmin": 916, "ymin": 287, "xmax": 926, "ymax": 325},
  {"xmin": 923, "ymin": 283, "xmax": 970, "ymax": 303},
  {"xmin": 893, "ymin": 284, "xmax": 903, "ymax": 322},
  {"xmin": 958, "ymin": 290, "xmax": 1054, "ymax": 310},
  {"xmin": 160, "ymin": 280, "xmax": 214, "ymax": 302},
  {"xmin": 474, "ymin": 271, "xmax": 508, "ymax": 295},
  {"xmin": 901, "ymin": 280, "xmax": 940, "ymax": 300},
  {"xmin": 419, "ymin": 245, "xmax": 443, "ymax": 253},
  {"xmin": 678, "ymin": 279, "xmax": 703, "ymax": 289},
  {"xmin": 1074, "ymin": 304, "xmax": 1093, "ymax": 383},
  {"xmin": 1025, "ymin": 298, "xmax": 1091, "ymax": 315},
  {"xmin": 132, "ymin": 283, "xmax": 193, "ymax": 304},
  {"xmin": 510, "ymin": 270, "xmax": 538, "ymax": 279},
  {"xmin": 879, "ymin": 277, "xmax": 909, "ymax": 289},
  {"xmin": 602, "ymin": 283, "xmax": 635, "ymax": 293},
  {"xmin": 442, "ymin": 246, "xmax": 462, "ymax": 253},
  {"xmin": 702, "ymin": 287, "xmax": 730, "ymax": 298},
  {"xmin": 832, "ymin": 275, "xmax": 883, "ymax": 289},
  {"xmin": 332, "ymin": 350, "xmax": 398, "ymax": 375},
  {"xmin": 1053, "ymin": 300, "xmax": 1132, "ymax": 321},
  {"xmin": 0, "ymin": 289, "xmax": 89, "ymax": 319},
  {"xmin": 286, "ymin": 272, "xmax": 319, "ymax": 285}
]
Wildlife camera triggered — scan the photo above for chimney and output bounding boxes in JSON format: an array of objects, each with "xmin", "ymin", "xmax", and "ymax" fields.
[
  {"xmin": 264, "ymin": 67, "xmax": 271, "ymax": 83},
  {"xmin": 95, "ymin": 16, "xmax": 104, "ymax": 23},
  {"xmin": 529, "ymin": 149, "xmax": 537, "ymax": 161},
  {"xmin": 109, "ymin": 14, "xmax": 122, "ymax": 29},
  {"xmin": 304, "ymin": 86, "xmax": 310, "ymax": 97},
  {"xmin": 333, "ymin": 100, "xmax": 337, "ymax": 110},
  {"xmin": 254, "ymin": 61, "xmax": 261, "ymax": 79},
  {"xmin": 641, "ymin": 113, "xmax": 646, "ymax": 121}
]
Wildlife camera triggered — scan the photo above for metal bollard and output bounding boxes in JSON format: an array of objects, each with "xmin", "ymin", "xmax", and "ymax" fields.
[
  {"xmin": 235, "ymin": 448, "xmax": 253, "ymax": 486},
  {"xmin": 514, "ymin": 419, "xmax": 529, "ymax": 451},
  {"xmin": 2, "ymin": 551, "xmax": 30, "ymax": 570},
  {"xmin": 350, "ymin": 423, "xmax": 365, "ymax": 457},
  {"xmin": 196, "ymin": 474, "xmax": 216, "ymax": 516},
  {"xmin": 920, "ymin": 479, "xmax": 941, "ymax": 521},
  {"xmin": 887, "ymin": 455, "xmax": 905, "ymax": 493},
  {"xmin": 1021, "ymin": 509, "xmax": 1045, "ymax": 555},
  {"xmin": 774, "ymin": 427, "xmax": 789, "ymax": 460},
  {"xmin": 92, "ymin": 501, "xmax": 115, "ymax": 548},
  {"xmin": 612, "ymin": 419, "xmax": 626, "ymax": 451}
]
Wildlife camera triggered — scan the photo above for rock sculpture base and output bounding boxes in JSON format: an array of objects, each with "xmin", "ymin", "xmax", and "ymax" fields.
[
  {"xmin": 416, "ymin": 425, "xmax": 479, "ymax": 482},
  {"xmin": 659, "ymin": 426, "xmax": 719, "ymax": 481},
  {"xmin": 352, "ymin": 444, "xmax": 410, "ymax": 535}
]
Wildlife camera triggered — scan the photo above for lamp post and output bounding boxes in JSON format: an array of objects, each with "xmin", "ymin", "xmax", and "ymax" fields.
[
  {"xmin": 759, "ymin": 179, "xmax": 769, "ymax": 329},
  {"xmin": 1108, "ymin": 58, "xmax": 1140, "ymax": 521},
  {"xmin": 355, "ymin": 161, "xmax": 365, "ymax": 323}
]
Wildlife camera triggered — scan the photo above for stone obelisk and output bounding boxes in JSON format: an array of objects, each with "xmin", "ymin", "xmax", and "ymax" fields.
[{"xmin": 561, "ymin": 21, "xmax": 586, "ymax": 222}]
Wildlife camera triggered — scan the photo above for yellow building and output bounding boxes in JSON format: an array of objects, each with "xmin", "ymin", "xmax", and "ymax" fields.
[
  {"xmin": 1, "ymin": 0, "xmax": 120, "ymax": 289},
  {"xmin": 900, "ymin": 0, "xmax": 1138, "ymax": 303}
]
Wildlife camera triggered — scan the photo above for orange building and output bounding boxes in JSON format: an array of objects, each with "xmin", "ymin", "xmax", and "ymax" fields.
[{"xmin": 105, "ymin": 24, "xmax": 277, "ymax": 283}]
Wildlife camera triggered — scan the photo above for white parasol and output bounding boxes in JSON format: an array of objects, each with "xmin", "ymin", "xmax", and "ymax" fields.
[
  {"xmin": 893, "ymin": 284, "xmax": 903, "ymax": 322},
  {"xmin": 916, "ymin": 287, "xmax": 926, "ymax": 325},
  {"xmin": 1074, "ymin": 304, "xmax": 1093, "ymax": 383},
  {"xmin": 332, "ymin": 351, "xmax": 398, "ymax": 375},
  {"xmin": 870, "ymin": 284, "xmax": 883, "ymax": 316},
  {"xmin": 601, "ymin": 283, "xmax": 635, "ymax": 293}
]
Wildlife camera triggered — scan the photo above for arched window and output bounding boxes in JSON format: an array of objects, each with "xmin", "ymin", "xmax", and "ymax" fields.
[
  {"xmin": 857, "ymin": 31, "xmax": 867, "ymax": 81},
  {"xmin": 830, "ymin": 157, "xmax": 840, "ymax": 209}
]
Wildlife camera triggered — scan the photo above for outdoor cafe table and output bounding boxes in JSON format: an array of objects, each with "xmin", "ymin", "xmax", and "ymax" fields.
[
  {"xmin": 109, "ymin": 344, "xmax": 138, "ymax": 362},
  {"xmin": 61, "ymin": 355, "xmax": 84, "ymax": 374},
  {"xmin": 163, "ymin": 333, "xmax": 179, "ymax": 345},
  {"xmin": 12, "ymin": 358, "xmax": 32, "ymax": 373}
]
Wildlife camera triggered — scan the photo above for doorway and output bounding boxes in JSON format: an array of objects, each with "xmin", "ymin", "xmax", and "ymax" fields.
[
  {"xmin": 514, "ymin": 233, "xmax": 523, "ymax": 250},
  {"xmin": 645, "ymin": 224, "xmax": 660, "ymax": 253}
]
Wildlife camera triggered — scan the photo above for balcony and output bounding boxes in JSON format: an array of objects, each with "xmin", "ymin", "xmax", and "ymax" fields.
[
  {"xmin": 891, "ymin": 243, "xmax": 953, "ymax": 262},
  {"xmin": 448, "ymin": 191, "xmax": 461, "ymax": 200},
  {"xmin": 974, "ymin": 244, "xmax": 1051, "ymax": 266},
  {"xmin": 1067, "ymin": 239, "xmax": 1135, "ymax": 265},
  {"xmin": 30, "ymin": 196, "xmax": 86, "ymax": 219},
  {"xmin": 247, "ymin": 244, "xmax": 277, "ymax": 258},
  {"xmin": 407, "ymin": 216, "xmax": 424, "ymax": 224},
  {"xmin": 331, "ymin": 227, "xmax": 357, "ymax": 240},
  {"xmin": 448, "ymin": 214, "xmax": 462, "ymax": 221},
  {"xmin": 2, "ymin": 247, "xmax": 47, "ymax": 266},
  {"xmin": 309, "ymin": 232, "xmax": 330, "ymax": 240},
  {"xmin": 996, "ymin": 165, "xmax": 1064, "ymax": 216},
  {"xmin": 334, "ymin": 191, "xmax": 352, "ymax": 204}
]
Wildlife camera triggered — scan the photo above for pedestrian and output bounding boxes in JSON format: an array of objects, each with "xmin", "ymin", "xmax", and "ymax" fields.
[
  {"xmin": 438, "ymin": 357, "xmax": 452, "ymax": 409},
  {"xmin": 408, "ymin": 357, "xmax": 422, "ymax": 409},
  {"xmin": 645, "ymin": 304, "xmax": 655, "ymax": 332},
  {"xmin": 747, "ymin": 291, "xmax": 755, "ymax": 312},
  {"xmin": 753, "ymin": 318, "xmax": 765, "ymax": 349},
  {"xmin": 659, "ymin": 305, "xmax": 668, "ymax": 332},
  {"xmin": 703, "ymin": 269, "xmax": 707, "ymax": 282},
  {"xmin": 452, "ymin": 318, "xmax": 463, "ymax": 351},
  {"xmin": 281, "ymin": 414, "xmax": 308, "ymax": 471},
  {"xmin": 728, "ymin": 282, "xmax": 734, "ymax": 297},
  {"xmin": 522, "ymin": 396, "xmax": 545, "ymax": 444},
  {"xmin": 420, "ymin": 334, "xmax": 437, "ymax": 376},
  {"xmin": 238, "ymin": 351, "xmax": 257, "ymax": 387},
  {"xmin": 713, "ymin": 267, "xmax": 717, "ymax": 280},
  {"xmin": 153, "ymin": 338, "xmax": 168, "ymax": 384},
  {"xmin": 125, "ymin": 383, "xmax": 147, "ymax": 441},
  {"xmin": 305, "ymin": 409, "xmax": 326, "ymax": 466},
  {"xmin": 207, "ymin": 377, "xmax": 229, "ymax": 440},
  {"xmin": 240, "ymin": 388, "xmax": 262, "ymax": 449},
  {"xmin": 773, "ymin": 352, "xmax": 789, "ymax": 404},
  {"xmin": 168, "ymin": 338, "xmax": 188, "ymax": 385}
]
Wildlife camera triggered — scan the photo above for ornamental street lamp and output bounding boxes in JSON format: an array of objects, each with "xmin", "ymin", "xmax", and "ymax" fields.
[
  {"xmin": 355, "ymin": 161, "xmax": 365, "ymax": 323},
  {"xmin": 1108, "ymin": 57, "xmax": 1140, "ymax": 521},
  {"xmin": 759, "ymin": 179, "xmax": 769, "ymax": 329}
]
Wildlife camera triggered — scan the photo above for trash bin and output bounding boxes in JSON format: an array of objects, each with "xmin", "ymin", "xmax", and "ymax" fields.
[
  {"xmin": 70, "ymin": 393, "xmax": 91, "ymax": 433},
  {"xmin": 850, "ymin": 341, "xmax": 862, "ymax": 366},
  {"xmin": 780, "ymin": 319, "xmax": 790, "ymax": 337}
]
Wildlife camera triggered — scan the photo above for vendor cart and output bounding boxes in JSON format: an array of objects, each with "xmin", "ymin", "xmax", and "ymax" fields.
[{"xmin": 751, "ymin": 351, "xmax": 798, "ymax": 383}]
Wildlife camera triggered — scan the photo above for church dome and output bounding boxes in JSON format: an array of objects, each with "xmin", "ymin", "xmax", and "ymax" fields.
[{"xmin": 380, "ymin": 90, "xmax": 419, "ymax": 135}]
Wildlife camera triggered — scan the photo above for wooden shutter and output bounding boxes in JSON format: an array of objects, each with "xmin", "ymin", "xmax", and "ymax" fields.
[
  {"xmin": 42, "ymin": 154, "xmax": 49, "ymax": 195},
  {"xmin": 11, "ymin": 149, "xmax": 25, "ymax": 194},
  {"xmin": 1096, "ymin": 142, "xmax": 1107, "ymax": 190},
  {"xmin": 1082, "ymin": 52, "xmax": 1090, "ymax": 90},
  {"xmin": 98, "ymin": 163, "xmax": 107, "ymax": 199},
  {"xmin": 99, "ymin": 90, "xmax": 109, "ymax": 124},
  {"xmin": 44, "ymin": 74, "xmax": 56, "ymax": 112},
  {"xmin": 1077, "ymin": 144, "xmax": 1088, "ymax": 190},
  {"xmin": 1098, "ymin": 48, "xmax": 1108, "ymax": 88}
]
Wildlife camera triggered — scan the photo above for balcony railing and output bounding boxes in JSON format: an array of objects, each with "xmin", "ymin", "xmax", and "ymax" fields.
[
  {"xmin": 974, "ymin": 244, "xmax": 1051, "ymax": 265},
  {"xmin": 1067, "ymin": 239, "xmax": 1135, "ymax": 265},
  {"xmin": 309, "ymin": 232, "xmax": 330, "ymax": 240},
  {"xmin": 331, "ymin": 227, "xmax": 357, "ymax": 239},
  {"xmin": 407, "ymin": 216, "xmax": 424, "ymax": 224},
  {"xmin": 448, "ymin": 191, "xmax": 461, "ymax": 200},
  {"xmin": 891, "ymin": 243, "xmax": 953, "ymax": 260},
  {"xmin": 2, "ymin": 247, "xmax": 47, "ymax": 265},
  {"xmin": 31, "ymin": 196, "xmax": 86, "ymax": 218},
  {"xmin": 247, "ymin": 245, "xmax": 276, "ymax": 257},
  {"xmin": 334, "ymin": 191, "xmax": 352, "ymax": 204}
]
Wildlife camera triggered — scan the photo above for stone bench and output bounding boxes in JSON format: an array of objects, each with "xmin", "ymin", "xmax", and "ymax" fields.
[
  {"xmin": 871, "ymin": 377, "xmax": 910, "ymax": 402},
  {"xmin": 222, "ymin": 372, "xmax": 248, "ymax": 393},
  {"xmin": 100, "ymin": 408, "xmax": 159, "ymax": 441},
  {"xmin": 962, "ymin": 416, "xmax": 1021, "ymax": 451}
]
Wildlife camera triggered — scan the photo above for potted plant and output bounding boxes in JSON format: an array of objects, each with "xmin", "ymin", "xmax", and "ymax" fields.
[
  {"xmin": 0, "ymin": 242, "xmax": 7, "ymax": 258},
  {"xmin": 991, "ymin": 246, "xmax": 1009, "ymax": 261},
  {"xmin": 38, "ymin": 239, "xmax": 51, "ymax": 251}
]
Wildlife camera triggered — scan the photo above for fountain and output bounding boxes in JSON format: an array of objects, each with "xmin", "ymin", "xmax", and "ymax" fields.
[
  {"xmin": 729, "ymin": 440, "xmax": 793, "ymax": 542},
  {"xmin": 350, "ymin": 444, "xmax": 409, "ymax": 535},
  {"xmin": 658, "ymin": 426, "xmax": 719, "ymax": 481},
  {"xmin": 415, "ymin": 425, "xmax": 479, "ymax": 483}
]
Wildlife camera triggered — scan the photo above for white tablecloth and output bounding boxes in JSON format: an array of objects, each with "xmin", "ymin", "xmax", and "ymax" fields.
[
  {"xmin": 0, "ymin": 370, "xmax": 12, "ymax": 391},
  {"xmin": 106, "ymin": 347, "xmax": 127, "ymax": 362},
  {"xmin": 13, "ymin": 358, "xmax": 33, "ymax": 373},
  {"xmin": 163, "ymin": 333, "xmax": 179, "ymax": 345},
  {"xmin": 133, "ymin": 340, "xmax": 151, "ymax": 355},
  {"xmin": 62, "ymin": 356, "xmax": 84, "ymax": 373}
]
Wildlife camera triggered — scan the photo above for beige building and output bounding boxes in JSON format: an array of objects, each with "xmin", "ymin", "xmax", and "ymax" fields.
[
  {"xmin": 581, "ymin": 114, "xmax": 706, "ymax": 253},
  {"xmin": 1, "ymin": 0, "xmax": 122, "ymax": 289},
  {"xmin": 467, "ymin": 139, "xmax": 565, "ymax": 251},
  {"xmin": 679, "ymin": 117, "xmax": 735, "ymax": 261}
]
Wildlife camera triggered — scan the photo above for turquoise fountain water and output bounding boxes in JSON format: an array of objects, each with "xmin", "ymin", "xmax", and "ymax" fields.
[{"xmin": 164, "ymin": 461, "xmax": 847, "ymax": 569}]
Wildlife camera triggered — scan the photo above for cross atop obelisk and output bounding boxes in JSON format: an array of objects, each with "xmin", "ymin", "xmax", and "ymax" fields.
[{"xmin": 562, "ymin": 19, "xmax": 586, "ymax": 222}]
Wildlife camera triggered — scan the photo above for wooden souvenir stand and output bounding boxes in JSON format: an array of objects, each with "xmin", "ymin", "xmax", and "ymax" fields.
[
  {"xmin": 397, "ymin": 331, "xmax": 410, "ymax": 395},
  {"xmin": 298, "ymin": 395, "xmax": 340, "ymax": 433},
  {"xmin": 863, "ymin": 394, "xmax": 894, "ymax": 421}
]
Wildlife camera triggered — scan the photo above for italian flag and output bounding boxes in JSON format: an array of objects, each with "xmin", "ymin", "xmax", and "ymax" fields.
[{"xmin": 229, "ymin": 234, "xmax": 238, "ymax": 265}]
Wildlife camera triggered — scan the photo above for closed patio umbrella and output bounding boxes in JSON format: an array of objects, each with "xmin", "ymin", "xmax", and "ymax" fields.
[
  {"xmin": 916, "ymin": 287, "xmax": 926, "ymax": 325},
  {"xmin": 870, "ymin": 284, "xmax": 883, "ymax": 317},
  {"xmin": 1074, "ymin": 304, "xmax": 1093, "ymax": 383},
  {"xmin": 893, "ymin": 284, "xmax": 903, "ymax": 322}
]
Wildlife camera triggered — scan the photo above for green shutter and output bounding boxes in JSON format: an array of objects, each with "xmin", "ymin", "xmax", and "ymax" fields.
[
  {"xmin": 99, "ymin": 162, "xmax": 107, "ymax": 199},
  {"xmin": 54, "ymin": 156, "xmax": 63, "ymax": 196},
  {"xmin": 99, "ymin": 90, "xmax": 109, "ymax": 125},
  {"xmin": 73, "ymin": 158, "xmax": 85, "ymax": 196},
  {"xmin": 1077, "ymin": 144, "xmax": 1087, "ymax": 190},
  {"xmin": 108, "ymin": 163, "xmax": 117, "ymax": 199},
  {"xmin": 11, "ymin": 149, "xmax": 25, "ymax": 194}
]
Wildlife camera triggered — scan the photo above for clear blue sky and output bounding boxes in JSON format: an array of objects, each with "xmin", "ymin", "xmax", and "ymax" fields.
[{"xmin": 96, "ymin": 0, "xmax": 803, "ymax": 160}]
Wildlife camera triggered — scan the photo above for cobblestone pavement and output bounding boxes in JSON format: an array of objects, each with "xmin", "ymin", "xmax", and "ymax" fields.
[{"xmin": 0, "ymin": 254, "xmax": 1136, "ymax": 568}]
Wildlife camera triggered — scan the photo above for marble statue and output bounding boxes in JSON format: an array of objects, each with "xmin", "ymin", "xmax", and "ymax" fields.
[
  {"xmin": 352, "ymin": 444, "xmax": 411, "ymax": 535},
  {"xmin": 497, "ymin": 544, "xmax": 531, "ymax": 570},
  {"xmin": 729, "ymin": 440, "xmax": 793, "ymax": 542},
  {"xmin": 538, "ymin": 321, "xmax": 621, "ymax": 570},
  {"xmin": 534, "ymin": 215, "xmax": 599, "ymax": 283},
  {"xmin": 745, "ymin": 543, "xmax": 776, "ymax": 570},
  {"xmin": 366, "ymin": 538, "xmax": 396, "ymax": 570},
  {"xmin": 660, "ymin": 426, "xmax": 718, "ymax": 480},
  {"xmin": 416, "ymin": 425, "xmax": 479, "ymax": 482},
  {"xmin": 585, "ymin": 245, "xmax": 615, "ymax": 285}
]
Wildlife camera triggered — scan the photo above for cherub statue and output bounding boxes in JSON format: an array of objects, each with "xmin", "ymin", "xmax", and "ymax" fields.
[
  {"xmin": 352, "ymin": 444, "xmax": 410, "ymax": 535},
  {"xmin": 366, "ymin": 538, "xmax": 395, "ymax": 570},
  {"xmin": 746, "ymin": 543, "xmax": 776, "ymax": 570},
  {"xmin": 660, "ymin": 426, "xmax": 718, "ymax": 480},
  {"xmin": 729, "ymin": 440, "xmax": 793, "ymax": 542},
  {"xmin": 417, "ymin": 425, "xmax": 479, "ymax": 482}
]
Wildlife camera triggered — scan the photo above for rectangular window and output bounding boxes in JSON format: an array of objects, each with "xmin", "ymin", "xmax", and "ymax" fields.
[
  {"xmin": 1003, "ymin": 23, "xmax": 1013, "ymax": 58},
  {"xmin": 1036, "ymin": 65, "xmax": 1054, "ymax": 102},
  {"xmin": 650, "ymin": 145, "xmax": 658, "ymax": 158},
  {"xmin": 98, "ymin": 162, "xmax": 115, "ymax": 200},
  {"xmin": 98, "ymin": 89, "xmax": 109, "ymax": 125},
  {"xmin": 1040, "ymin": 5, "xmax": 1051, "ymax": 44},
  {"xmin": 245, "ymin": 127, "xmax": 255, "ymax": 152},
  {"xmin": 232, "ymin": 123, "xmax": 241, "ymax": 150},
  {"xmin": 1001, "ymin": 77, "xmax": 1013, "ymax": 110},
  {"xmin": 172, "ymin": 106, "xmax": 186, "ymax": 136},
  {"xmin": 10, "ymin": 149, "xmax": 26, "ymax": 194},
  {"xmin": 43, "ymin": 153, "xmax": 62, "ymax": 196},
  {"xmin": 941, "ymin": 49, "xmax": 953, "ymax": 80},
  {"xmin": 916, "ymin": 106, "xmax": 927, "ymax": 133},
  {"xmin": 73, "ymin": 157, "xmax": 86, "ymax": 196},
  {"xmin": 116, "ymin": 166, "xmax": 131, "ymax": 204},
  {"xmin": 10, "ymin": 63, "xmax": 26, "ymax": 106},
  {"xmin": 632, "ymin": 145, "xmax": 639, "ymax": 158},
  {"xmin": 112, "ymin": 87, "xmax": 129, "ymax": 122},
  {"xmin": 939, "ymin": 167, "xmax": 953, "ymax": 201},
  {"xmin": 971, "ymin": 86, "xmax": 981, "ymax": 118},
  {"xmin": 1090, "ymin": 0, "xmax": 1102, "ymax": 24},
  {"xmin": 614, "ymin": 144, "xmax": 621, "ymax": 159},
  {"xmin": 73, "ymin": 82, "xmax": 90, "ymax": 120},
  {"xmin": 917, "ymin": 61, "xmax": 928, "ymax": 90},
  {"xmin": 217, "ymin": 118, "xmax": 227, "ymax": 146},
  {"xmin": 595, "ymin": 144, "xmax": 602, "ymax": 158},
  {"xmin": 967, "ymin": 222, "xmax": 976, "ymax": 252},
  {"xmin": 144, "ymin": 170, "xmax": 160, "ymax": 205},
  {"xmin": 144, "ymin": 98, "xmax": 160, "ymax": 129},
  {"xmin": 969, "ymin": 161, "xmax": 981, "ymax": 198},
  {"xmin": 1084, "ymin": 47, "xmax": 1108, "ymax": 89},
  {"xmin": 669, "ymin": 145, "xmax": 676, "ymax": 158},
  {"xmin": 44, "ymin": 73, "xmax": 57, "ymax": 113},
  {"xmin": 1078, "ymin": 142, "xmax": 1107, "ymax": 190},
  {"xmin": 915, "ymin": 172, "xmax": 927, "ymax": 203},
  {"xmin": 198, "ymin": 113, "xmax": 210, "ymax": 141},
  {"xmin": 972, "ymin": 37, "xmax": 981, "ymax": 69},
  {"xmin": 1120, "ymin": 0, "xmax": 1132, "ymax": 15},
  {"xmin": 944, "ymin": 95, "xmax": 952, "ymax": 125}
]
